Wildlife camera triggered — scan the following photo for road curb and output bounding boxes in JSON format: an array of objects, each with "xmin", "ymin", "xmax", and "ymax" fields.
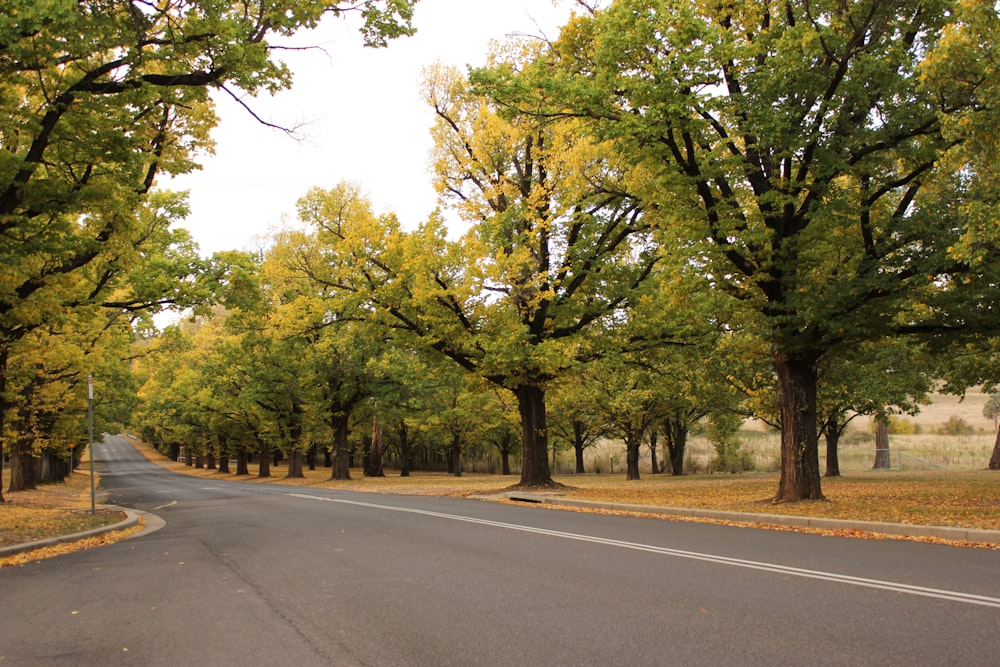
[
  {"xmin": 0, "ymin": 505, "xmax": 143, "ymax": 559},
  {"xmin": 502, "ymin": 492, "xmax": 1000, "ymax": 545}
]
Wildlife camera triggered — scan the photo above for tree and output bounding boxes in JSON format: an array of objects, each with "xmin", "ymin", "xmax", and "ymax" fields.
[
  {"xmin": 383, "ymin": 57, "xmax": 662, "ymax": 487},
  {"xmin": 548, "ymin": 377, "xmax": 605, "ymax": 474},
  {"xmin": 581, "ymin": 357, "xmax": 667, "ymax": 480},
  {"xmin": 816, "ymin": 340, "xmax": 933, "ymax": 476},
  {"xmin": 0, "ymin": 0, "xmax": 417, "ymax": 500},
  {"xmin": 514, "ymin": 0, "xmax": 999, "ymax": 500},
  {"xmin": 287, "ymin": 188, "xmax": 410, "ymax": 480},
  {"xmin": 291, "ymin": 62, "xmax": 665, "ymax": 487},
  {"xmin": 872, "ymin": 411, "xmax": 892, "ymax": 470}
]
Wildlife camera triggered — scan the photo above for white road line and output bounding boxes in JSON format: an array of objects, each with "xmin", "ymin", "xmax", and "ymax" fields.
[
  {"xmin": 287, "ymin": 493, "xmax": 1000, "ymax": 610},
  {"xmin": 153, "ymin": 500, "xmax": 177, "ymax": 510}
]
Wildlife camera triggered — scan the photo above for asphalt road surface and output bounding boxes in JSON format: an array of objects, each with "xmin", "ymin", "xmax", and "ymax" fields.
[{"xmin": 1, "ymin": 434, "xmax": 998, "ymax": 666}]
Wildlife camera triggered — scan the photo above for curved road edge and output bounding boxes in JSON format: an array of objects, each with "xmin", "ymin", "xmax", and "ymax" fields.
[{"xmin": 0, "ymin": 506, "xmax": 165, "ymax": 559}]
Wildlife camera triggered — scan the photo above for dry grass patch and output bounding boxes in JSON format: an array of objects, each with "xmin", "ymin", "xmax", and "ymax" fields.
[
  {"xmin": 129, "ymin": 437, "xmax": 999, "ymax": 532},
  {"xmin": 553, "ymin": 472, "xmax": 1000, "ymax": 530},
  {"xmin": 0, "ymin": 470, "xmax": 125, "ymax": 548}
]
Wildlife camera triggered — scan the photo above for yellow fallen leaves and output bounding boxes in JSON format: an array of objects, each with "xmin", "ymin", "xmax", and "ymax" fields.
[
  {"xmin": 0, "ymin": 519, "xmax": 144, "ymax": 568},
  {"xmin": 0, "ymin": 506, "xmax": 125, "ymax": 546},
  {"xmin": 498, "ymin": 500, "xmax": 1000, "ymax": 550}
]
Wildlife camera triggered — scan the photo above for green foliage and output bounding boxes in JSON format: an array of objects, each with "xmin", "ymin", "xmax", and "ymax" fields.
[
  {"xmin": 984, "ymin": 395, "xmax": 1000, "ymax": 425},
  {"xmin": 108, "ymin": 2, "xmax": 1000, "ymax": 494},
  {"xmin": 493, "ymin": 0, "xmax": 1000, "ymax": 500},
  {"xmin": 936, "ymin": 416, "xmax": 976, "ymax": 437},
  {"xmin": 0, "ymin": 0, "xmax": 417, "ymax": 496},
  {"xmin": 707, "ymin": 411, "xmax": 755, "ymax": 474},
  {"xmin": 887, "ymin": 417, "xmax": 922, "ymax": 436}
]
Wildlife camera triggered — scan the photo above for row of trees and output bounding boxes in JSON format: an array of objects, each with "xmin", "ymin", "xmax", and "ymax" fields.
[
  {"xmin": 0, "ymin": 0, "xmax": 419, "ymax": 500},
  {"xmin": 5, "ymin": 1, "xmax": 1000, "ymax": 504}
]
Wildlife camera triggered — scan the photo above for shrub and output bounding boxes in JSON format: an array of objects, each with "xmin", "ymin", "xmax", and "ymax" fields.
[
  {"xmin": 937, "ymin": 415, "xmax": 975, "ymax": 436},
  {"xmin": 707, "ymin": 411, "xmax": 756, "ymax": 473},
  {"xmin": 887, "ymin": 416, "xmax": 922, "ymax": 435},
  {"xmin": 710, "ymin": 441, "xmax": 757, "ymax": 473},
  {"xmin": 684, "ymin": 450, "xmax": 700, "ymax": 475}
]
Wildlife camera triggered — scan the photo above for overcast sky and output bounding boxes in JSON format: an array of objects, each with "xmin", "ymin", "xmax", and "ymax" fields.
[{"xmin": 164, "ymin": 1, "xmax": 576, "ymax": 256}]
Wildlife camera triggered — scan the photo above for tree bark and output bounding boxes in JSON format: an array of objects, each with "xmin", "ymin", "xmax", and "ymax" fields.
[
  {"xmin": 625, "ymin": 435, "xmax": 641, "ymax": 481},
  {"xmin": 515, "ymin": 384, "xmax": 554, "ymax": 487},
  {"xmin": 235, "ymin": 445, "xmax": 249, "ymax": 476},
  {"xmin": 397, "ymin": 422, "xmax": 412, "ymax": 477},
  {"xmin": 500, "ymin": 440, "xmax": 512, "ymax": 475},
  {"xmin": 873, "ymin": 413, "xmax": 891, "ymax": 469},
  {"xmin": 0, "ymin": 345, "xmax": 7, "ymax": 502},
  {"xmin": 286, "ymin": 450, "xmax": 305, "ymax": 478},
  {"xmin": 7, "ymin": 434, "xmax": 40, "ymax": 492},
  {"xmin": 330, "ymin": 414, "xmax": 352, "ymax": 480},
  {"xmin": 663, "ymin": 416, "xmax": 689, "ymax": 476},
  {"xmin": 649, "ymin": 430, "xmax": 660, "ymax": 474},
  {"xmin": 257, "ymin": 437, "xmax": 270, "ymax": 478},
  {"xmin": 774, "ymin": 351, "xmax": 824, "ymax": 502},
  {"xmin": 217, "ymin": 447, "xmax": 230, "ymax": 474},
  {"xmin": 449, "ymin": 432, "xmax": 462, "ymax": 477},
  {"xmin": 572, "ymin": 419, "xmax": 587, "ymax": 474},
  {"xmin": 990, "ymin": 423, "xmax": 1000, "ymax": 471},
  {"xmin": 823, "ymin": 415, "xmax": 841, "ymax": 478}
]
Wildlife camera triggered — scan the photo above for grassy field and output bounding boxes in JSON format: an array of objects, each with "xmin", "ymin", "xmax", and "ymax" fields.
[
  {"xmin": 575, "ymin": 390, "xmax": 998, "ymax": 476},
  {"xmin": 130, "ymin": 436, "xmax": 1000, "ymax": 535}
]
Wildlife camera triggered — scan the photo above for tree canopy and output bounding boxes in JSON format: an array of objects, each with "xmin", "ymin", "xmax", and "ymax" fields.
[
  {"xmin": 474, "ymin": 0, "xmax": 1000, "ymax": 499},
  {"xmin": 0, "ymin": 0, "xmax": 417, "ymax": 498}
]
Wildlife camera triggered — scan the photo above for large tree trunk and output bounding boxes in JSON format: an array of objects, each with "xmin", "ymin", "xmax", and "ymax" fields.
[
  {"xmin": 573, "ymin": 420, "xmax": 587, "ymax": 474},
  {"xmin": 515, "ymin": 384, "xmax": 554, "ymax": 487},
  {"xmin": 7, "ymin": 433, "xmax": 41, "ymax": 492},
  {"xmin": 774, "ymin": 351, "xmax": 824, "ymax": 502},
  {"xmin": 235, "ymin": 445, "xmax": 249, "ymax": 476},
  {"xmin": 500, "ymin": 439, "xmax": 512, "ymax": 475},
  {"xmin": 649, "ymin": 430, "xmax": 660, "ymax": 474},
  {"xmin": 257, "ymin": 437, "xmax": 270, "ymax": 478},
  {"xmin": 663, "ymin": 416, "xmax": 688, "ymax": 476},
  {"xmin": 330, "ymin": 414, "xmax": 352, "ymax": 480},
  {"xmin": 449, "ymin": 432, "xmax": 462, "ymax": 477},
  {"xmin": 989, "ymin": 423, "xmax": 1000, "ymax": 470},
  {"xmin": 217, "ymin": 443, "xmax": 230, "ymax": 474},
  {"xmin": 365, "ymin": 421, "xmax": 385, "ymax": 478},
  {"xmin": 286, "ymin": 412, "xmax": 305, "ymax": 478},
  {"xmin": 625, "ymin": 435, "xmax": 641, "ymax": 481},
  {"xmin": 397, "ymin": 422, "xmax": 412, "ymax": 477},
  {"xmin": 873, "ymin": 413, "xmax": 891, "ymax": 469},
  {"xmin": 823, "ymin": 415, "xmax": 841, "ymax": 478},
  {"xmin": 0, "ymin": 345, "xmax": 7, "ymax": 502},
  {"xmin": 286, "ymin": 450, "xmax": 305, "ymax": 478}
]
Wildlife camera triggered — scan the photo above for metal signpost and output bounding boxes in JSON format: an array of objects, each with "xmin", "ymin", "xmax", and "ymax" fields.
[{"xmin": 88, "ymin": 374, "xmax": 95, "ymax": 515}]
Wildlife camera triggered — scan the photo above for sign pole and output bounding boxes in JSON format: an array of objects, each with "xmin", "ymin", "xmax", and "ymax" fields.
[{"xmin": 88, "ymin": 374, "xmax": 95, "ymax": 515}]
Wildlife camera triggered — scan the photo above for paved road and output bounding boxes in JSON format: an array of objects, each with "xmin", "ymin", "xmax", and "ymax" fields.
[{"xmin": 1, "ymin": 435, "xmax": 997, "ymax": 666}]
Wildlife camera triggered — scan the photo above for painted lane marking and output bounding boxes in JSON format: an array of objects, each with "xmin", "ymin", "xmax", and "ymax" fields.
[
  {"xmin": 153, "ymin": 500, "xmax": 177, "ymax": 510},
  {"xmin": 287, "ymin": 493, "xmax": 1000, "ymax": 610}
]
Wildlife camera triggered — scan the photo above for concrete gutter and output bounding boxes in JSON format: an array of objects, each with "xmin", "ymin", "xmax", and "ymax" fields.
[
  {"xmin": 502, "ymin": 492, "xmax": 1000, "ymax": 545},
  {"xmin": 0, "ymin": 506, "xmax": 163, "ymax": 559}
]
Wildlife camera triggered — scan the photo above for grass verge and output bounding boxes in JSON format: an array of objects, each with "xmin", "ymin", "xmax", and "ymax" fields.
[
  {"xmin": 129, "ymin": 438, "xmax": 1000, "ymax": 541},
  {"xmin": 0, "ymin": 468, "xmax": 140, "ymax": 568}
]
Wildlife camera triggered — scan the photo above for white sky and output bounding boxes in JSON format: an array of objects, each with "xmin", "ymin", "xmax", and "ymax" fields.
[{"xmin": 163, "ymin": 0, "xmax": 576, "ymax": 256}]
